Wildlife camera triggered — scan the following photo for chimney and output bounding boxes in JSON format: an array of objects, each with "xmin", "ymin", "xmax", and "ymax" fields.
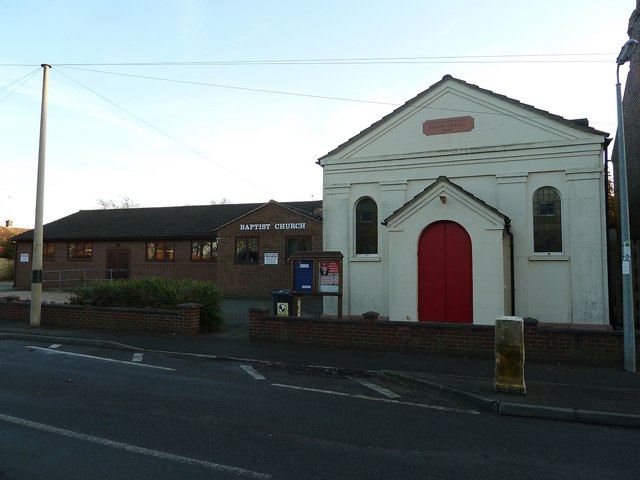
[{"xmin": 5, "ymin": 220, "xmax": 13, "ymax": 227}]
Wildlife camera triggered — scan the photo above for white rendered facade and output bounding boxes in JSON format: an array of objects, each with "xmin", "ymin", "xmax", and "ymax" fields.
[{"xmin": 318, "ymin": 75, "xmax": 610, "ymax": 325}]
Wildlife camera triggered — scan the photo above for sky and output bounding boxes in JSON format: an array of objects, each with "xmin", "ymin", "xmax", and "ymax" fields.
[{"xmin": 0, "ymin": 0, "xmax": 636, "ymax": 228}]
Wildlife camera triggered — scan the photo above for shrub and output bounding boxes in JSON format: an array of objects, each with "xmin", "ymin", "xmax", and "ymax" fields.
[{"xmin": 69, "ymin": 277, "xmax": 224, "ymax": 333}]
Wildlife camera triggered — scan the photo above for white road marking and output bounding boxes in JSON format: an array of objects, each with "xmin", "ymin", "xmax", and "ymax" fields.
[
  {"xmin": 271, "ymin": 383, "xmax": 479, "ymax": 415},
  {"xmin": 240, "ymin": 364, "xmax": 266, "ymax": 380},
  {"xmin": 48, "ymin": 344, "xmax": 61, "ymax": 349},
  {"xmin": 26, "ymin": 346, "xmax": 174, "ymax": 371},
  {"xmin": 132, "ymin": 353, "xmax": 144, "ymax": 363},
  {"xmin": 0, "ymin": 413, "xmax": 271, "ymax": 479},
  {"xmin": 355, "ymin": 379, "xmax": 401, "ymax": 399}
]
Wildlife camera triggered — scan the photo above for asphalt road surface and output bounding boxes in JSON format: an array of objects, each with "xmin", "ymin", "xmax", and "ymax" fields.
[{"xmin": 1, "ymin": 340, "xmax": 638, "ymax": 479}]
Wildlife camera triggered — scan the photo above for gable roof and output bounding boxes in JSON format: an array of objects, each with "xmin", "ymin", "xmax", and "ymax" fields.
[
  {"xmin": 382, "ymin": 175, "xmax": 510, "ymax": 228},
  {"xmin": 215, "ymin": 199, "xmax": 323, "ymax": 231},
  {"xmin": 0, "ymin": 226, "xmax": 29, "ymax": 244},
  {"xmin": 12, "ymin": 200, "xmax": 323, "ymax": 242},
  {"xmin": 318, "ymin": 74, "xmax": 609, "ymax": 162}
]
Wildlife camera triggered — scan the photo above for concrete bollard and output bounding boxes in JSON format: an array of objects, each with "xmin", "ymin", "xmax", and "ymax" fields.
[{"xmin": 494, "ymin": 316, "xmax": 527, "ymax": 394}]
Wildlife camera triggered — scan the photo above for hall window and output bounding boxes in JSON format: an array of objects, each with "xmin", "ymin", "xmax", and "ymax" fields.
[
  {"xmin": 68, "ymin": 242, "xmax": 92, "ymax": 260},
  {"xmin": 236, "ymin": 237, "xmax": 259, "ymax": 263},
  {"xmin": 43, "ymin": 243, "xmax": 55, "ymax": 261},
  {"xmin": 146, "ymin": 241, "xmax": 174, "ymax": 261},
  {"xmin": 355, "ymin": 197, "xmax": 378, "ymax": 254},
  {"xmin": 286, "ymin": 236, "xmax": 312, "ymax": 259},
  {"xmin": 191, "ymin": 240, "xmax": 217, "ymax": 261},
  {"xmin": 533, "ymin": 187, "xmax": 562, "ymax": 253}
]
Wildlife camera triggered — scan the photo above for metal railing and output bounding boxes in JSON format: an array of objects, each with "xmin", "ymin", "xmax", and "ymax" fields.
[{"xmin": 42, "ymin": 269, "xmax": 130, "ymax": 289}]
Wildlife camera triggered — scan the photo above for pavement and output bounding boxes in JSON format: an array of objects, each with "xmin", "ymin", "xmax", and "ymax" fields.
[{"xmin": 1, "ymin": 281, "xmax": 639, "ymax": 428}]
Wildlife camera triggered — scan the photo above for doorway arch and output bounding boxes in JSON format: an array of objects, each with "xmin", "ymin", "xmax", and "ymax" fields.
[{"xmin": 418, "ymin": 221, "xmax": 472, "ymax": 323}]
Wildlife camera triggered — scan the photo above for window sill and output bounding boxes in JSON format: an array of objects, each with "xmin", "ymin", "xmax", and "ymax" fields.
[
  {"xmin": 528, "ymin": 254, "xmax": 569, "ymax": 261},
  {"xmin": 351, "ymin": 255, "xmax": 381, "ymax": 262}
]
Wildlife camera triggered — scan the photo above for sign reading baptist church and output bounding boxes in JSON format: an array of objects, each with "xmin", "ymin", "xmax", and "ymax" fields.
[
  {"xmin": 423, "ymin": 116, "xmax": 474, "ymax": 136},
  {"xmin": 239, "ymin": 222, "xmax": 306, "ymax": 231}
]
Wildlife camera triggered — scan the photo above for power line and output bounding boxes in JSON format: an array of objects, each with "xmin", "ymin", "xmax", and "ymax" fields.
[
  {"xmin": 0, "ymin": 67, "xmax": 42, "ymax": 104},
  {"xmin": 57, "ymin": 65, "xmax": 400, "ymax": 106},
  {"xmin": 4, "ymin": 60, "xmax": 613, "ymax": 130},
  {"xmin": 54, "ymin": 68, "xmax": 276, "ymax": 199},
  {"xmin": 0, "ymin": 52, "xmax": 617, "ymax": 68},
  {"xmin": 56, "ymin": 65, "xmax": 612, "ymax": 128}
]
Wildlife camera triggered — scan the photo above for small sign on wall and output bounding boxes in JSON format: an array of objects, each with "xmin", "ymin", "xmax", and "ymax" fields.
[
  {"xmin": 20, "ymin": 253, "xmax": 29, "ymax": 263},
  {"xmin": 264, "ymin": 252, "xmax": 278, "ymax": 265},
  {"xmin": 423, "ymin": 116, "xmax": 474, "ymax": 136},
  {"xmin": 276, "ymin": 302, "xmax": 289, "ymax": 316}
]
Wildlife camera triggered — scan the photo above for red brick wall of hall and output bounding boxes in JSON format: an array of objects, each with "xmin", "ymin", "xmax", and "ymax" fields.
[
  {"xmin": 216, "ymin": 203, "xmax": 323, "ymax": 298},
  {"xmin": 13, "ymin": 240, "xmax": 219, "ymax": 290},
  {"xmin": 13, "ymin": 204, "xmax": 322, "ymax": 298}
]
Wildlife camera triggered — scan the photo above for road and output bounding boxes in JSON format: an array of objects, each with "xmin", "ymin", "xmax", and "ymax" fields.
[{"xmin": 1, "ymin": 340, "xmax": 638, "ymax": 479}]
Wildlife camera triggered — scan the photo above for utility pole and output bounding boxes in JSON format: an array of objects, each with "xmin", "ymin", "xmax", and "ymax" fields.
[
  {"xmin": 30, "ymin": 64, "xmax": 51, "ymax": 327},
  {"xmin": 615, "ymin": 40, "xmax": 638, "ymax": 372}
]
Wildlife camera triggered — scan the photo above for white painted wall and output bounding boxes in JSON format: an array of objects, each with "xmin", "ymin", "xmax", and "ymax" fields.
[{"xmin": 319, "ymin": 76, "xmax": 609, "ymax": 325}]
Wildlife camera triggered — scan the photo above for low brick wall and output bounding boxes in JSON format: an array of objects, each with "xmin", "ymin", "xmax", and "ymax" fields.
[
  {"xmin": 249, "ymin": 308, "xmax": 640, "ymax": 368},
  {"xmin": 0, "ymin": 299, "xmax": 201, "ymax": 335}
]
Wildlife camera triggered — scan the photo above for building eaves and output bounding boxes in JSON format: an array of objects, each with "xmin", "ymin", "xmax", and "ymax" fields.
[{"xmin": 12, "ymin": 201, "xmax": 323, "ymax": 243}]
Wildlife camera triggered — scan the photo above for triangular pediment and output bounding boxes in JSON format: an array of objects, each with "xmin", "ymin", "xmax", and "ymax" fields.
[
  {"xmin": 319, "ymin": 75, "xmax": 607, "ymax": 164},
  {"xmin": 383, "ymin": 176, "xmax": 509, "ymax": 231}
]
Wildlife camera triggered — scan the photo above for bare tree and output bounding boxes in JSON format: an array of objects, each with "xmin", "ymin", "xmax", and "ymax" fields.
[
  {"xmin": 210, "ymin": 198, "xmax": 231, "ymax": 205},
  {"xmin": 97, "ymin": 196, "xmax": 140, "ymax": 209}
]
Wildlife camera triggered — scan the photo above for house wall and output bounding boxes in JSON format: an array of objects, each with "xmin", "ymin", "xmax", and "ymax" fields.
[
  {"xmin": 384, "ymin": 179, "xmax": 507, "ymax": 325},
  {"xmin": 621, "ymin": 4, "xmax": 640, "ymax": 240},
  {"xmin": 13, "ymin": 203, "xmax": 322, "ymax": 298},
  {"xmin": 320, "ymin": 78, "xmax": 609, "ymax": 325},
  {"xmin": 14, "ymin": 239, "xmax": 219, "ymax": 289},
  {"xmin": 216, "ymin": 202, "xmax": 323, "ymax": 297},
  {"xmin": 324, "ymin": 158, "xmax": 607, "ymax": 325}
]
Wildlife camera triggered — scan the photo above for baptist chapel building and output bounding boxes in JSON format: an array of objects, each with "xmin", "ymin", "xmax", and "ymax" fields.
[{"xmin": 318, "ymin": 75, "xmax": 611, "ymax": 326}]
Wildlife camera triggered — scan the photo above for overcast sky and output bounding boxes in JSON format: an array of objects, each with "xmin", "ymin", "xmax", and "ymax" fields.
[{"xmin": 0, "ymin": 0, "xmax": 635, "ymax": 228}]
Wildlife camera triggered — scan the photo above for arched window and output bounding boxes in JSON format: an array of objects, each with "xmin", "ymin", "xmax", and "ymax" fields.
[
  {"xmin": 355, "ymin": 198, "xmax": 378, "ymax": 254},
  {"xmin": 533, "ymin": 187, "xmax": 562, "ymax": 253}
]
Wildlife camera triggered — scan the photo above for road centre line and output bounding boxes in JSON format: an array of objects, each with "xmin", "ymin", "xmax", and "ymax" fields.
[
  {"xmin": 241, "ymin": 364, "xmax": 266, "ymax": 380},
  {"xmin": 48, "ymin": 344, "xmax": 61, "ymax": 349},
  {"xmin": 26, "ymin": 346, "xmax": 175, "ymax": 371},
  {"xmin": 0, "ymin": 413, "xmax": 271, "ymax": 479},
  {"xmin": 271, "ymin": 383, "xmax": 479, "ymax": 415},
  {"xmin": 354, "ymin": 378, "xmax": 402, "ymax": 399}
]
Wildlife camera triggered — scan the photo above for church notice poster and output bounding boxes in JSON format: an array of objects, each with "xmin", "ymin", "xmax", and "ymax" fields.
[{"xmin": 318, "ymin": 260, "xmax": 340, "ymax": 293}]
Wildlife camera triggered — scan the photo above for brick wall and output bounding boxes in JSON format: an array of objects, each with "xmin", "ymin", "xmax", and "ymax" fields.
[
  {"xmin": 0, "ymin": 299, "xmax": 201, "ymax": 335},
  {"xmin": 14, "ymin": 240, "xmax": 218, "ymax": 289},
  {"xmin": 249, "ymin": 308, "xmax": 640, "ymax": 368},
  {"xmin": 622, "ymin": 5, "xmax": 640, "ymax": 239},
  {"xmin": 13, "ymin": 203, "xmax": 322, "ymax": 298},
  {"xmin": 217, "ymin": 203, "xmax": 323, "ymax": 297}
]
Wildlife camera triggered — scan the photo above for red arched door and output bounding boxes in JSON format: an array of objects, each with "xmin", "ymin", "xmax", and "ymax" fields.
[{"xmin": 418, "ymin": 221, "xmax": 472, "ymax": 323}]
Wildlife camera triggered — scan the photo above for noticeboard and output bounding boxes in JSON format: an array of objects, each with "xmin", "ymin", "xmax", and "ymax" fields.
[
  {"xmin": 290, "ymin": 251, "xmax": 343, "ymax": 296},
  {"xmin": 293, "ymin": 259, "xmax": 314, "ymax": 292},
  {"xmin": 290, "ymin": 251, "xmax": 343, "ymax": 319}
]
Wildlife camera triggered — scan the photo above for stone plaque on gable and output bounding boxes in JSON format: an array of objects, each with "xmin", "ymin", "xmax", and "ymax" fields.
[{"xmin": 423, "ymin": 115, "xmax": 474, "ymax": 136}]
